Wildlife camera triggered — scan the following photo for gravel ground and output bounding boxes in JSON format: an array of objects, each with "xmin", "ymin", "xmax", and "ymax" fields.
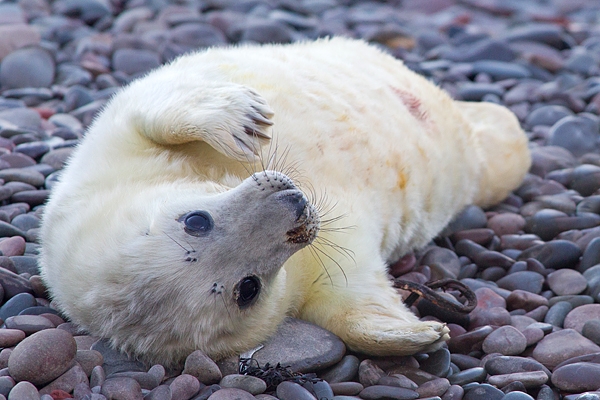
[{"xmin": 1, "ymin": 0, "xmax": 600, "ymax": 399}]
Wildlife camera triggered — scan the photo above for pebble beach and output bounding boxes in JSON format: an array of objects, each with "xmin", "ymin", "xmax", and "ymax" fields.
[{"xmin": 1, "ymin": 0, "xmax": 600, "ymax": 399}]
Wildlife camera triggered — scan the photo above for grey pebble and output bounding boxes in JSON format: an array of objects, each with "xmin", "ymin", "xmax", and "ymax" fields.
[
  {"xmin": 0, "ymin": 47, "xmax": 54, "ymax": 90},
  {"xmin": 551, "ymin": 362, "xmax": 600, "ymax": 392},
  {"xmin": 329, "ymin": 382, "xmax": 364, "ymax": 396},
  {"xmin": 418, "ymin": 348, "xmax": 450, "ymax": 377},
  {"xmin": 91, "ymin": 339, "xmax": 146, "ymax": 376},
  {"xmin": 482, "ymin": 326, "xmax": 527, "ymax": 355},
  {"xmin": 496, "ymin": 271, "xmax": 544, "ymax": 293},
  {"xmin": 0, "ymin": 292, "xmax": 36, "ymax": 321},
  {"xmin": 463, "ymin": 383, "xmax": 504, "ymax": 400},
  {"xmin": 112, "ymin": 49, "xmax": 161, "ymax": 76},
  {"xmin": 319, "ymin": 355, "xmax": 359, "ymax": 383},
  {"xmin": 544, "ymin": 300, "xmax": 573, "ymax": 327},
  {"xmin": 170, "ymin": 374, "xmax": 201, "ymax": 399},
  {"xmin": 183, "ymin": 350, "xmax": 222, "ymax": 385},
  {"xmin": 358, "ymin": 385, "xmax": 419, "ymax": 400},
  {"xmin": 7, "ymin": 381, "xmax": 39, "ymax": 400},
  {"xmin": 547, "ymin": 269, "xmax": 587, "ymax": 295},
  {"xmin": 100, "ymin": 377, "xmax": 143, "ymax": 400},
  {"xmin": 447, "ymin": 367, "xmax": 487, "ymax": 386},
  {"xmin": 219, "ymin": 374, "xmax": 265, "ymax": 395},
  {"xmin": 4, "ymin": 315, "xmax": 54, "ymax": 334},
  {"xmin": 144, "ymin": 384, "xmax": 171, "ymax": 400},
  {"xmin": 38, "ymin": 363, "xmax": 89, "ymax": 396},
  {"xmin": 276, "ymin": 381, "xmax": 317, "ymax": 400}
]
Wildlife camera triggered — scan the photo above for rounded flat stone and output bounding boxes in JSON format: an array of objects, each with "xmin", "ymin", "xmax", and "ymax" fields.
[
  {"xmin": 551, "ymin": 362, "xmax": 600, "ymax": 392},
  {"xmin": 8, "ymin": 328, "xmax": 76, "ymax": 386},
  {"xmin": 183, "ymin": 350, "xmax": 222, "ymax": 385},
  {"xmin": 547, "ymin": 269, "xmax": 587, "ymax": 296},
  {"xmin": 276, "ymin": 381, "xmax": 317, "ymax": 400},
  {"xmin": 319, "ymin": 355, "xmax": 359, "ymax": 383},
  {"xmin": 252, "ymin": 318, "xmax": 345, "ymax": 373},
  {"xmin": 100, "ymin": 377, "xmax": 143, "ymax": 400},
  {"xmin": 0, "ymin": 47, "xmax": 54, "ymax": 89},
  {"xmin": 482, "ymin": 326, "xmax": 527, "ymax": 355},
  {"xmin": 564, "ymin": 304, "xmax": 600, "ymax": 333},
  {"xmin": 532, "ymin": 329, "xmax": 600, "ymax": 369},
  {"xmin": 488, "ymin": 371, "xmax": 548, "ymax": 389},
  {"xmin": 497, "ymin": 271, "xmax": 544, "ymax": 294},
  {"xmin": 358, "ymin": 385, "xmax": 419, "ymax": 400},
  {"xmin": 219, "ymin": 374, "xmax": 266, "ymax": 395}
]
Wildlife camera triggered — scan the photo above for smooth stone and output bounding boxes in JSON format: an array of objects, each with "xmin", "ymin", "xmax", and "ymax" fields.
[
  {"xmin": 169, "ymin": 374, "xmax": 200, "ymax": 399},
  {"xmin": 0, "ymin": 267, "xmax": 33, "ymax": 299},
  {"xmin": 0, "ymin": 47, "xmax": 54, "ymax": 89},
  {"xmin": 111, "ymin": 49, "xmax": 161, "ymax": 76},
  {"xmin": 582, "ymin": 320, "xmax": 600, "ymax": 345},
  {"xmin": 488, "ymin": 371, "xmax": 548, "ymax": 389},
  {"xmin": 548, "ymin": 116, "xmax": 598, "ymax": 157},
  {"xmin": 0, "ymin": 169, "xmax": 44, "ymax": 187},
  {"xmin": 358, "ymin": 385, "xmax": 419, "ymax": 400},
  {"xmin": 109, "ymin": 371, "xmax": 158, "ymax": 391},
  {"xmin": 11, "ymin": 214, "xmax": 40, "ymax": 232},
  {"xmin": 252, "ymin": 318, "xmax": 345, "ymax": 373},
  {"xmin": 10, "ymin": 256, "xmax": 39, "ymax": 275},
  {"xmin": 443, "ymin": 39, "xmax": 516, "ymax": 62},
  {"xmin": 482, "ymin": 326, "xmax": 527, "ymax": 355},
  {"xmin": 329, "ymin": 382, "xmax": 363, "ymax": 396},
  {"xmin": 0, "ymin": 237, "xmax": 26, "ymax": 257},
  {"xmin": 551, "ymin": 362, "xmax": 600, "ymax": 392},
  {"xmin": 457, "ymin": 83, "xmax": 504, "ymax": 101},
  {"xmin": 416, "ymin": 377, "xmax": 450, "ymax": 398},
  {"xmin": 486, "ymin": 213, "xmax": 525, "ymax": 236},
  {"xmin": 0, "ymin": 330, "xmax": 25, "ymax": 348},
  {"xmin": 0, "ymin": 292, "xmax": 36, "ymax": 321},
  {"xmin": 518, "ymin": 240, "xmax": 581, "ymax": 270},
  {"xmin": 183, "ymin": 350, "xmax": 222, "ymax": 385},
  {"xmin": 484, "ymin": 356, "xmax": 549, "ymax": 377},
  {"xmin": 100, "ymin": 377, "xmax": 143, "ymax": 400},
  {"xmin": 447, "ymin": 367, "xmax": 487, "ymax": 386},
  {"xmin": 276, "ymin": 381, "xmax": 317, "ymax": 400},
  {"xmin": 0, "ymin": 376, "xmax": 13, "ymax": 397},
  {"xmin": 522, "ymin": 326, "xmax": 545, "ymax": 346},
  {"xmin": 544, "ymin": 301, "xmax": 573, "ymax": 327},
  {"xmin": 441, "ymin": 384, "xmax": 464, "ymax": 400},
  {"xmin": 548, "ymin": 295, "xmax": 594, "ymax": 308},
  {"xmin": 547, "ymin": 269, "xmax": 587, "ymax": 295},
  {"xmin": 38, "ymin": 363, "xmax": 88, "ymax": 396},
  {"xmin": 8, "ymin": 329, "xmax": 76, "ymax": 386},
  {"xmin": 502, "ymin": 391, "xmax": 535, "ymax": 400},
  {"xmin": 496, "ymin": 271, "xmax": 544, "ymax": 294},
  {"xmin": 377, "ymin": 375, "xmax": 418, "ymax": 390},
  {"xmin": 240, "ymin": 20, "xmax": 294, "ymax": 44},
  {"xmin": 525, "ymin": 105, "xmax": 574, "ymax": 127},
  {"xmin": 10, "ymin": 190, "xmax": 49, "ymax": 207},
  {"xmin": 442, "ymin": 205, "xmax": 487, "ymax": 235},
  {"xmin": 448, "ymin": 325, "xmax": 493, "ymax": 354},
  {"xmin": 219, "ymin": 374, "xmax": 266, "ymax": 395},
  {"xmin": 506, "ymin": 290, "xmax": 548, "ymax": 312},
  {"xmin": 144, "ymin": 384, "xmax": 171, "ymax": 400},
  {"xmin": 90, "ymin": 339, "xmax": 146, "ymax": 376},
  {"xmin": 319, "ymin": 355, "xmax": 359, "ymax": 383},
  {"xmin": 418, "ymin": 348, "xmax": 451, "ymax": 377},
  {"xmin": 7, "ymin": 381, "xmax": 39, "ymax": 399},
  {"xmin": 420, "ymin": 247, "xmax": 460, "ymax": 279},
  {"xmin": 463, "ymin": 383, "xmax": 504, "ymax": 400},
  {"xmin": 525, "ymin": 209, "xmax": 600, "ymax": 241},
  {"xmin": 75, "ymin": 350, "xmax": 103, "ymax": 377},
  {"xmin": 572, "ymin": 164, "xmax": 600, "ymax": 196},
  {"xmin": 564, "ymin": 304, "xmax": 600, "ymax": 333},
  {"xmin": 358, "ymin": 360, "xmax": 385, "ymax": 387},
  {"xmin": 4, "ymin": 315, "xmax": 54, "ymax": 334},
  {"xmin": 40, "ymin": 148, "xmax": 74, "ymax": 171},
  {"xmin": 469, "ymin": 306, "xmax": 511, "ymax": 329},
  {"xmin": 580, "ymin": 237, "xmax": 600, "ymax": 272},
  {"xmin": 533, "ymin": 329, "xmax": 600, "ymax": 369}
]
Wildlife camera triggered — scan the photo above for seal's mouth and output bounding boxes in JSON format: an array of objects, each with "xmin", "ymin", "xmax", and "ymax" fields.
[{"xmin": 286, "ymin": 203, "xmax": 319, "ymax": 244}]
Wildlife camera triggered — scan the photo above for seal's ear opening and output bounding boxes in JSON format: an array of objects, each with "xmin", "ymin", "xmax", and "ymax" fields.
[
  {"xmin": 235, "ymin": 275, "xmax": 261, "ymax": 308},
  {"xmin": 179, "ymin": 211, "xmax": 214, "ymax": 236}
]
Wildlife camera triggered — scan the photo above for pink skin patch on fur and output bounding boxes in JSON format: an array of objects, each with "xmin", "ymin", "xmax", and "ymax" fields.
[{"xmin": 391, "ymin": 87, "xmax": 429, "ymax": 122}]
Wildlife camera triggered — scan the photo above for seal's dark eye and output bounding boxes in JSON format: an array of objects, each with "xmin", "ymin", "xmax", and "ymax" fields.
[
  {"xmin": 181, "ymin": 211, "xmax": 213, "ymax": 236},
  {"xmin": 236, "ymin": 276, "xmax": 261, "ymax": 308}
]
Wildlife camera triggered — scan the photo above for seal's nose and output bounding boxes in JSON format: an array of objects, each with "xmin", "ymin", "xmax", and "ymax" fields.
[{"xmin": 285, "ymin": 191, "xmax": 307, "ymax": 221}]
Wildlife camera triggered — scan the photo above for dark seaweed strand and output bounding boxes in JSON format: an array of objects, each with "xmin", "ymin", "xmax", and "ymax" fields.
[{"xmin": 239, "ymin": 357, "xmax": 322, "ymax": 392}]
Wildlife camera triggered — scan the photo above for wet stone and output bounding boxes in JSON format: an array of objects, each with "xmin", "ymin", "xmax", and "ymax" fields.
[
  {"xmin": 416, "ymin": 377, "xmax": 450, "ymax": 398},
  {"xmin": 525, "ymin": 105, "xmax": 574, "ymax": 127},
  {"xmin": 484, "ymin": 356, "xmax": 549, "ymax": 377},
  {"xmin": 0, "ymin": 169, "xmax": 44, "ymax": 187},
  {"xmin": 442, "ymin": 205, "xmax": 487, "ymax": 235},
  {"xmin": 551, "ymin": 362, "xmax": 600, "ymax": 392},
  {"xmin": 487, "ymin": 213, "xmax": 525, "ymax": 236},
  {"xmin": 358, "ymin": 360, "xmax": 385, "ymax": 387},
  {"xmin": 0, "ymin": 237, "xmax": 26, "ymax": 257},
  {"xmin": 518, "ymin": 240, "xmax": 581, "ymax": 270},
  {"xmin": 448, "ymin": 325, "xmax": 493, "ymax": 354},
  {"xmin": 377, "ymin": 375, "xmax": 418, "ymax": 390},
  {"xmin": 525, "ymin": 209, "xmax": 600, "ymax": 241},
  {"xmin": 522, "ymin": 326, "xmax": 545, "ymax": 346},
  {"xmin": 506, "ymin": 290, "xmax": 548, "ymax": 311},
  {"xmin": 8, "ymin": 381, "xmax": 39, "ymax": 399},
  {"xmin": 38, "ymin": 363, "xmax": 89, "ymax": 396},
  {"xmin": 169, "ymin": 374, "xmax": 200, "ymax": 399},
  {"xmin": 533, "ymin": 329, "xmax": 600, "ymax": 369}
]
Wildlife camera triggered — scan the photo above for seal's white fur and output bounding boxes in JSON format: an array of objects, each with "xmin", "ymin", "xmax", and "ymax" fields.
[{"xmin": 39, "ymin": 38, "xmax": 530, "ymax": 366}]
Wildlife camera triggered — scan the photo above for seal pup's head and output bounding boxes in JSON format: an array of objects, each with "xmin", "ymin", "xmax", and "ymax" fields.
[{"xmin": 41, "ymin": 169, "xmax": 319, "ymax": 367}]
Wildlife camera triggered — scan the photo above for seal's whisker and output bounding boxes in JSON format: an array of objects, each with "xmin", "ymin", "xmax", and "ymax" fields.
[
  {"xmin": 219, "ymin": 292, "xmax": 233, "ymax": 321},
  {"xmin": 163, "ymin": 231, "xmax": 194, "ymax": 254},
  {"xmin": 307, "ymin": 245, "xmax": 334, "ymax": 286},
  {"xmin": 308, "ymin": 242, "xmax": 349, "ymax": 286},
  {"xmin": 314, "ymin": 236, "xmax": 356, "ymax": 263}
]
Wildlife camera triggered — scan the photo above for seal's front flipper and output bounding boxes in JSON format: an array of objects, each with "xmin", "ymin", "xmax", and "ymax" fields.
[{"xmin": 123, "ymin": 78, "xmax": 274, "ymax": 161}]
